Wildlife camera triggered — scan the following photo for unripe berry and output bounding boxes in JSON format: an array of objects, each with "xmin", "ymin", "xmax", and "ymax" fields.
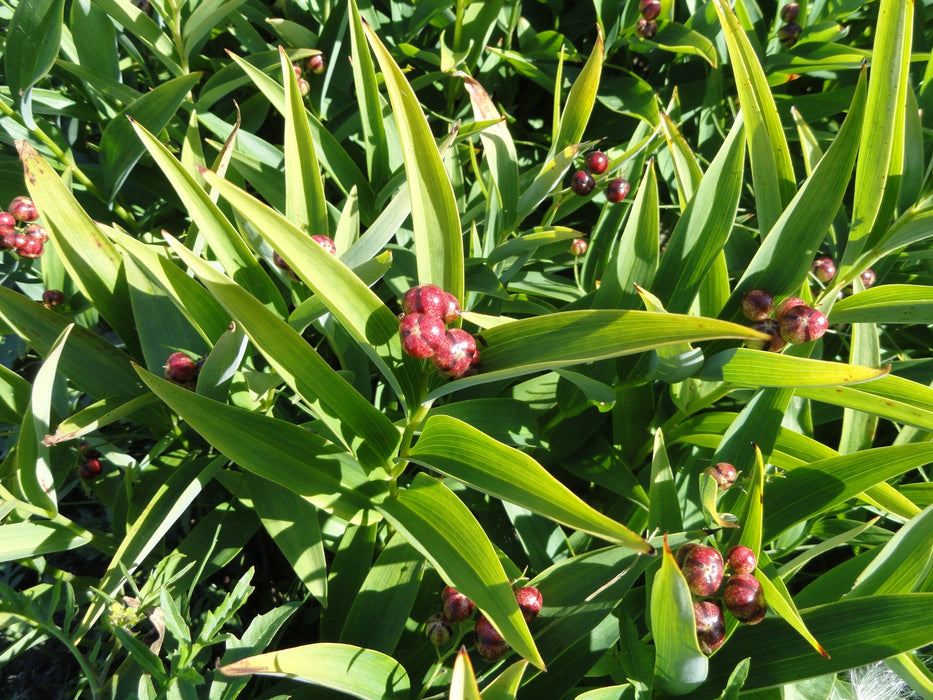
[
  {"xmin": 780, "ymin": 305, "xmax": 828, "ymax": 344},
  {"xmin": 432, "ymin": 328, "xmax": 480, "ymax": 378},
  {"xmin": 811, "ymin": 257, "xmax": 836, "ymax": 283},
  {"xmin": 773, "ymin": 296, "xmax": 807, "ymax": 322},
  {"xmin": 164, "ymin": 351, "xmax": 200, "ymax": 384},
  {"xmin": 442, "ymin": 586, "xmax": 475, "ymax": 623},
  {"xmin": 425, "ymin": 613, "xmax": 453, "ymax": 646},
  {"xmin": 606, "ymin": 177, "xmax": 630, "ymax": 203},
  {"xmin": 8, "ymin": 196, "xmax": 38, "ymax": 222},
  {"xmin": 780, "ymin": 2, "xmax": 799, "ymax": 23},
  {"xmin": 635, "ymin": 18, "xmax": 658, "ymax": 39},
  {"xmin": 723, "ymin": 573, "xmax": 767, "ymax": 624},
  {"xmin": 746, "ymin": 318, "xmax": 787, "ymax": 352},
  {"xmin": 679, "ymin": 544, "xmax": 724, "ymax": 597},
  {"xmin": 0, "ymin": 212, "xmax": 15, "ymax": 227},
  {"xmin": 640, "ymin": 0, "xmax": 662, "ymax": 21},
  {"xmin": 399, "ymin": 313, "xmax": 447, "ymax": 359},
  {"xmin": 860, "ymin": 268, "xmax": 876, "ymax": 288},
  {"xmin": 474, "ymin": 615, "xmax": 509, "ymax": 661},
  {"xmin": 79, "ymin": 458, "xmax": 102, "ymax": 479},
  {"xmin": 311, "ymin": 234, "xmax": 336, "ymax": 255},
  {"xmin": 704, "ymin": 462, "xmax": 736, "ymax": 491},
  {"xmin": 741, "ymin": 289, "xmax": 774, "ymax": 321},
  {"xmin": 570, "ymin": 170, "xmax": 595, "ymax": 196},
  {"xmin": 307, "ymin": 53, "xmax": 325, "ymax": 74},
  {"xmin": 42, "ymin": 289, "xmax": 65, "ymax": 308},
  {"xmin": 693, "ymin": 601, "xmax": 725, "ymax": 655},
  {"xmin": 16, "ymin": 237, "xmax": 43, "ymax": 259},
  {"xmin": 292, "ymin": 62, "xmax": 303, "ymax": 78},
  {"xmin": 402, "ymin": 284, "xmax": 453, "ymax": 321},
  {"xmin": 297, "ymin": 78, "xmax": 310, "ymax": 97},
  {"xmin": 726, "ymin": 545, "xmax": 757, "ymax": 574},
  {"xmin": 584, "ymin": 151, "xmax": 609, "ymax": 175},
  {"xmin": 778, "ymin": 22, "xmax": 802, "ymax": 48},
  {"xmin": 570, "ymin": 238, "xmax": 588, "ymax": 256},
  {"xmin": 514, "ymin": 586, "xmax": 543, "ymax": 623}
]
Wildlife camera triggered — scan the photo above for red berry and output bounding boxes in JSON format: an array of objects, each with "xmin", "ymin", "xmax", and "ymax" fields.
[
  {"xmin": 0, "ymin": 212, "xmax": 15, "ymax": 227},
  {"xmin": 636, "ymin": 18, "xmax": 658, "ymax": 39},
  {"xmin": 441, "ymin": 292, "xmax": 460, "ymax": 324},
  {"xmin": 606, "ymin": 178, "xmax": 630, "ymax": 203},
  {"xmin": 432, "ymin": 328, "xmax": 479, "ymax": 378},
  {"xmin": 307, "ymin": 53, "xmax": 325, "ymax": 74},
  {"xmin": 312, "ymin": 234, "xmax": 336, "ymax": 255},
  {"xmin": 0, "ymin": 225, "xmax": 16, "ymax": 249},
  {"xmin": 474, "ymin": 615, "xmax": 509, "ymax": 661},
  {"xmin": 693, "ymin": 601, "xmax": 725, "ymax": 655},
  {"xmin": 779, "ymin": 305, "xmax": 828, "ymax": 344},
  {"xmin": 8, "ymin": 196, "xmax": 38, "ymax": 222},
  {"xmin": 570, "ymin": 238, "xmax": 588, "ymax": 256},
  {"xmin": 42, "ymin": 289, "xmax": 65, "ymax": 308},
  {"xmin": 23, "ymin": 223, "xmax": 47, "ymax": 244},
  {"xmin": 773, "ymin": 296, "xmax": 807, "ymax": 322},
  {"xmin": 747, "ymin": 318, "xmax": 787, "ymax": 352},
  {"xmin": 442, "ymin": 586, "xmax": 475, "ymax": 623},
  {"xmin": 811, "ymin": 257, "xmax": 836, "ymax": 283},
  {"xmin": 860, "ymin": 268, "xmax": 876, "ymax": 288},
  {"xmin": 584, "ymin": 151, "xmax": 609, "ymax": 175},
  {"xmin": 640, "ymin": 0, "xmax": 662, "ymax": 21},
  {"xmin": 723, "ymin": 573, "xmax": 767, "ymax": 624},
  {"xmin": 399, "ymin": 313, "xmax": 447, "ymax": 359},
  {"xmin": 679, "ymin": 544, "xmax": 724, "ymax": 597},
  {"xmin": 741, "ymin": 289, "xmax": 774, "ymax": 321},
  {"xmin": 79, "ymin": 458, "xmax": 102, "ymax": 479},
  {"xmin": 164, "ymin": 351, "xmax": 200, "ymax": 384},
  {"xmin": 425, "ymin": 613, "xmax": 453, "ymax": 646},
  {"xmin": 273, "ymin": 250, "xmax": 292, "ymax": 272},
  {"xmin": 514, "ymin": 587, "xmax": 543, "ymax": 623},
  {"xmin": 402, "ymin": 284, "xmax": 449, "ymax": 320},
  {"xmin": 570, "ymin": 170, "xmax": 595, "ymax": 196},
  {"xmin": 292, "ymin": 62, "xmax": 303, "ymax": 78},
  {"xmin": 780, "ymin": 2, "xmax": 799, "ymax": 22},
  {"xmin": 16, "ymin": 237, "xmax": 43, "ymax": 259},
  {"xmin": 726, "ymin": 545, "xmax": 757, "ymax": 574},
  {"xmin": 704, "ymin": 462, "xmax": 736, "ymax": 491},
  {"xmin": 297, "ymin": 78, "xmax": 310, "ymax": 97}
]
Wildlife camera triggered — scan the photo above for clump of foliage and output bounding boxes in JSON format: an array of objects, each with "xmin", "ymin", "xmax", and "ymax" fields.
[{"xmin": 2, "ymin": 0, "xmax": 933, "ymax": 698}]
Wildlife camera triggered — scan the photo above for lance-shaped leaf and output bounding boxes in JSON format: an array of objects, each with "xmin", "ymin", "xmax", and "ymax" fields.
[
  {"xmin": 426, "ymin": 310, "xmax": 766, "ymax": 401},
  {"xmin": 517, "ymin": 141, "xmax": 594, "ymax": 224},
  {"xmin": 4, "ymin": 0, "xmax": 65, "ymax": 128},
  {"xmin": 376, "ymin": 473, "xmax": 545, "ymax": 670},
  {"xmin": 0, "ymin": 521, "xmax": 91, "ymax": 562},
  {"xmin": 218, "ymin": 643, "xmax": 410, "ymax": 699},
  {"xmin": 450, "ymin": 647, "xmax": 482, "ymax": 700},
  {"xmin": 700, "ymin": 349, "xmax": 888, "ymax": 387},
  {"xmin": 163, "ymin": 234, "xmax": 400, "ymax": 470},
  {"xmin": 552, "ymin": 27, "xmax": 604, "ymax": 155},
  {"xmin": 409, "ymin": 415, "xmax": 653, "ymax": 553},
  {"xmin": 348, "ymin": 0, "xmax": 388, "ymax": 185},
  {"xmin": 648, "ymin": 429, "xmax": 682, "ymax": 534},
  {"xmin": 87, "ymin": 0, "xmax": 181, "ymax": 76},
  {"xmin": 830, "ymin": 285, "xmax": 933, "ymax": 325},
  {"xmin": 757, "ymin": 552, "xmax": 830, "ymax": 660},
  {"xmin": 363, "ymin": 22, "xmax": 463, "ymax": 301},
  {"xmin": 710, "ymin": 0, "xmax": 795, "ymax": 235}
]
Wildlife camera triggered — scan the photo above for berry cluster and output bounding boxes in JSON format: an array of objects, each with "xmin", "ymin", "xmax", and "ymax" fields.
[
  {"xmin": 636, "ymin": 0, "xmax": 661, "ymax": 38},
  {"xmin": 399, "ymin": 285, "xmax": 480, "ymax": 379},
  {"xmin": 291, "ymin": 53, "xmax": 325, "ymax": 97},
  {"xmin": 742, "ymin": 289, "xmax": 828, "ymax": 352},
  {"xmin": 425, "ymin": 585, "xmax": 543, "ymax": 662},
  {"xmin": 778, "ymin": 3, "xmax": 801, "ymax": 48},
  {"xmin": 78, "ymin": 444, "xmax": 103, "ymax": 479},
  {"xmin": 0, "ymin": 196, "xmax": 48, "ymax": 259},
  {"xmin": 273, "ymin": 234, "xmax": 336, "ymax": 281},
  {"xmin": 677, "ymin": 542, "xmax": 766, "ymax": 654},
  {"xmin": 164, "ymin": 351, "xmax": 202, "ymax": 390},
  {"xmin": 570, "ymin": 151, "xmax": 630, "ymax": 203}
]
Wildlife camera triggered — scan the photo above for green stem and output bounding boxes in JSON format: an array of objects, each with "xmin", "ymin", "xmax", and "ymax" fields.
[{"xmin": 393, "ymin": 399, "xmax": 434, "ymax": 479}]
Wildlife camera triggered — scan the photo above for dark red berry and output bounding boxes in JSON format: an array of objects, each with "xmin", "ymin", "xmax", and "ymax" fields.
[
  {"xmin": 399, "ymin": 313, "xmax": 447, "ymax": 359},
  {"xmin": 474, "ymin": 615, "xmax": 509, "ymax": 661},
  {"xmin": 312, "ymin": 234, "xmax": 336, "ymax": 255},
  {"xmin": 42, "ymin": 289, "xmax": 65, "ymax": 308},
  {"xmin": 780, "ymin": 305, "xmax": 828, "ymax": 344},
  {"xmin": 606, "ymin": 177, "xmax": 630, "ymax": 203},
  {"xmin": 584, "ymin": 151, "xmax": 609, "ymax": 175},
  {"xmin": 514, "ymin": 586, "xmax": 543, "ymax": 623},
  {"xmin": 693, "ymin": 601, "xmax": 725, "ymax": 655},
  {"xmin": 747, "ymin": 318, "xmax": 787, "ymax": 352},
  {"xmin": 8, "ymin": 196, "xmax": 38, "ymax": 222},
  {"xmin": 741, "ymin": 289, "xmax": 774, "ymax": 321},
  {"xmin": 811, "ymin": 257, "xmax": 836, "ymax": 283},
  {"xmin": 79, "ymin": 458, "xmax": 102, "ymax": 479},
  {"xmin": 425, "ymin": 613, "xmax": 453, "ymax": 646},
  {"xmin": 780, "ymin": 2, "xmax": 799, "ymax": 23},
  {"xmin": 778, "ymin": 22, "xmax": 802, "ymax": 48},
  {"xmin": 570, "ymin": 238, "xmax": 588, "ymax": 256},
  {"xmin": 860, "ymin": 268, "xmax": 876, "ymax": 288},
  {"xmin": 570, "ymin": 170, "xmax": 595, "ymax": 196},
  {"xmin": 773, "ymin": 296, "xmax": 807, "ymax": 322},
  {"xmin": 16, "ymin": 237, "xmax": 43, "ymax": 259},
  {"xmin": 635, "ymin": 18, "xmax": 658, "ymax": 39},
  {"xmin": 0, "ymin": 225, "xmax": 16, "ymax": 249},
  {"xmin": 442, "ymin": 586, "xmax": 475, "ymax": 623},
  {"xmin": 726, "ymin": 545, "xmax": 757, "ymax": 574},
  {"xmin": 704, "ymin": 462, "xmax": 736, "ymax": 491},
  {"xmin": 23, "ymin": 223, "xmax": 47, "ymax": 244},
  {"xmin": 432, "ymin": 328, "xmax": 479, "ymax": 378},
  {"xmin": 0, "ymin": 212, "xmax": 15, "ymax": 227},
  {"xmin": 307, "ymin": 53, "xmax": 325, "ymax": 74},
  {"xmin": 165, "ymin": 351, "xmax": 200, "ymax": 384},
  {"xmin": 640, "ymin": 0, "xmax": 662, "ymax": 21},
  {"xmin": 402, "ymin": 284, "xmax": 451, "ymax": 320},
  {"xmin": 723, "ymin": 573, "xmax": 767, "ymax": 624},
  {"xmin": 679, "ymin": 544, "xmax": 724, "ymax": 597}
]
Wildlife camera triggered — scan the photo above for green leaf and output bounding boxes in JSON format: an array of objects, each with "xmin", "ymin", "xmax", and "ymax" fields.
[
  {"xmin": 757, "ymin": 557, "xmax": 829, "ymax": 660},
  {"xmin": 648, "ymin": 430, "xmax": 682, "ymax": 534},
  {"xmin": 100, "ymin": 72, "xmax": 202, "ymax": 198},
  {"xmin": 87, "ymin": 0, "xmax": 182, "ymax": 76},
  {"xmin": 348, "ymin": 0, "xmax": 389, "ymax": 185},
  {"xmin": 710, "ymin": 0, "xmax": 795, "ymax": 235},
  {"xmin": 660, "ymin": 113, "xmax": 704, "ymax": 211},
  {"xmin": 376, "ymin": 473, "xmax": 545, "ymax": 670},
  {"xmin": 517, "ymin": 141, "xmax": 592, "ymax": 224},
  {"xmin": 4, "ymin": 0, "xmax": 65, "ymax": 128},
  {"xmin": 425, "ymin": 310, "xmax": 768, "ymax": 401},
  {"xmin": 0, "ymin": 521, "xmax": 91, "ymax": 562},
  {"xmin": 651, "ymin": 23, "xmax": 718, "ymax": 68},
  {"xmin": 651, "ymin": 536, "xmax": 708, "ymax": 695},
  {"xmin": 830, "ymin": 285, "xmax": 933, "ymax": 325},
  {"xmin": 409, "ymin": 415, "xmax": 653, "ymax": 553},
  {"xmin": 0, "ymin": 363, "xmax": 31, "ymax": 425},
  {"xmin": 217, "ymin": 642, "xmax": 410, "ymax": 699},
  {"xmin": 450, "ymin": 647, "xmax": 482, "ymax": 700},
  {"xmin": 552, "ymin": 27, "xmax": 604, "ymax": 153},
  {"xmin": 480, "ymin": 660, "xmax": 529, "ymax": 700},
  {"xmin": 182, "ymin": 0, "xmax": 248, "ymax": 60},
  {"xmin": 701, "ymin": 349, "xmax": 887, "ymax": 387},
  {"xmin": 363, "ymin": 21, "xmax": 463, "ymax": 301},
  {"xmin": 44, "ymin": 394, "xmax": 160, "ymax": 446}
]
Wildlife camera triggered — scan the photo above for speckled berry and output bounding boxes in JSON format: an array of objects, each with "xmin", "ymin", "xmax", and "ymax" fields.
[
  {"xmin": 16, "ymin": 236, "xmax": 43, "ymax": 259},
  {"xmin": 811, "ymin": 257, "xmax": 836, "ymax": 283},
  {"xmin": 780, "ymin": 2, "xmax": 799, "ymax": 23},
  {"xmin": 164, "ymin": 351, "xmax": 200, "ymax": 384},
  {"xmin": 741, "ymin": 289, "xmax": 774, "ymax": 321},
  {"xmin": 636, "ymin": 18, "xmax": 658, "ymax": 39},
  {"xmin": 726, "ymin": 545, "xmax": 757, "ymax": 574},
  {"xmin": 780, "ymin": 305, "xmax": 828, "ymax": 344},
  {"xmin": 307, "ymin": 53, "xmax": 325, "ymax": 74},
  {"xmin": 773, "ymin": 296, "xmax": 807, "ymax": 322},
  {"xmin": 585, "ymin": 151, "xmax": 609, "ymax": 175},
  {"xmin": 514, "ymin": 586, "xmax": 543, "ymax": 623},
  {"xmin": 693, "ymin": 601, "xmax": 725, "ymax": 655},
  {"xmin": 747, "ymin": 318, "xmax": 787, "ymax": 352},
  {"xmin": 79, "ymin": 458, "xmax": 102, "ymax": 479},
  {"xmin": 399, "ymin": 312, "xmax": 447, "ymax": 359},
  {"xmin": 570, "ymin": 238, "xmax": 588, "ymax": 256},
  {"xmin": 723, "ymin": 573, "xmax": 767, "ymax": 624},
  {"xmin": 640, "ymin": 0, "xmax": 662, "ymax": 21},
  {"xmin": 0, "ymin": 212, "xmax": 15, "ymax": 228},
  {"xmin": 42, "ymin": 289, "xmax": 65, "ymax": 308},
  {"xmin": 8, "ymin": 196, "xmax": 38, "ymax": 222},
  {"xmin": 778, "ymin": 22, "xmax": 802, "ymax": 48},
  {"xmin": 402, "ymin": 284, "xmax": 453, "ymax": 321},
  {"xmin": 312, "ymin": 234, "xmax": 336, "ymax": 255},
  {"xmin": 425, "ymin": 613, "xmax": 453, "ymax": 646},
  {"xmin": 0, "ymin": 226, "xmax": 17, "ymax": 249},
  {"xmin": 606, "ymin": 177, "xmax": 630, "ymax": 203},
  {"xmin": 23, "ymin": 223, "xmax": 47, "ymax": 244},
  {"xmin": 442, "ymin": 586, "xmax": 475, "ymax": 623},
  {"xmin": 679, "ymin": 544, "xmax": 724, "ymax": 597},
  {"xmin": 860, "ymin": 268, "xmax": 876, "ymax": 288},
  {"xmin": 570, "ymin": 170, "xmax": 596, "ymax": 196},
  {"xmin": 432, "ymin": 328, "xmax": 480, "ymax": 378},
  {"xmin": 298, "ymin": 78, "xmax": 310, "ymax": 96},
  {"xmin": 704, "ymin": 462, "xmax": 736, "ymax": 491},
  {"xmin": 474, "ymin": 615, "xmax": 509, "ymax": 661}
]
